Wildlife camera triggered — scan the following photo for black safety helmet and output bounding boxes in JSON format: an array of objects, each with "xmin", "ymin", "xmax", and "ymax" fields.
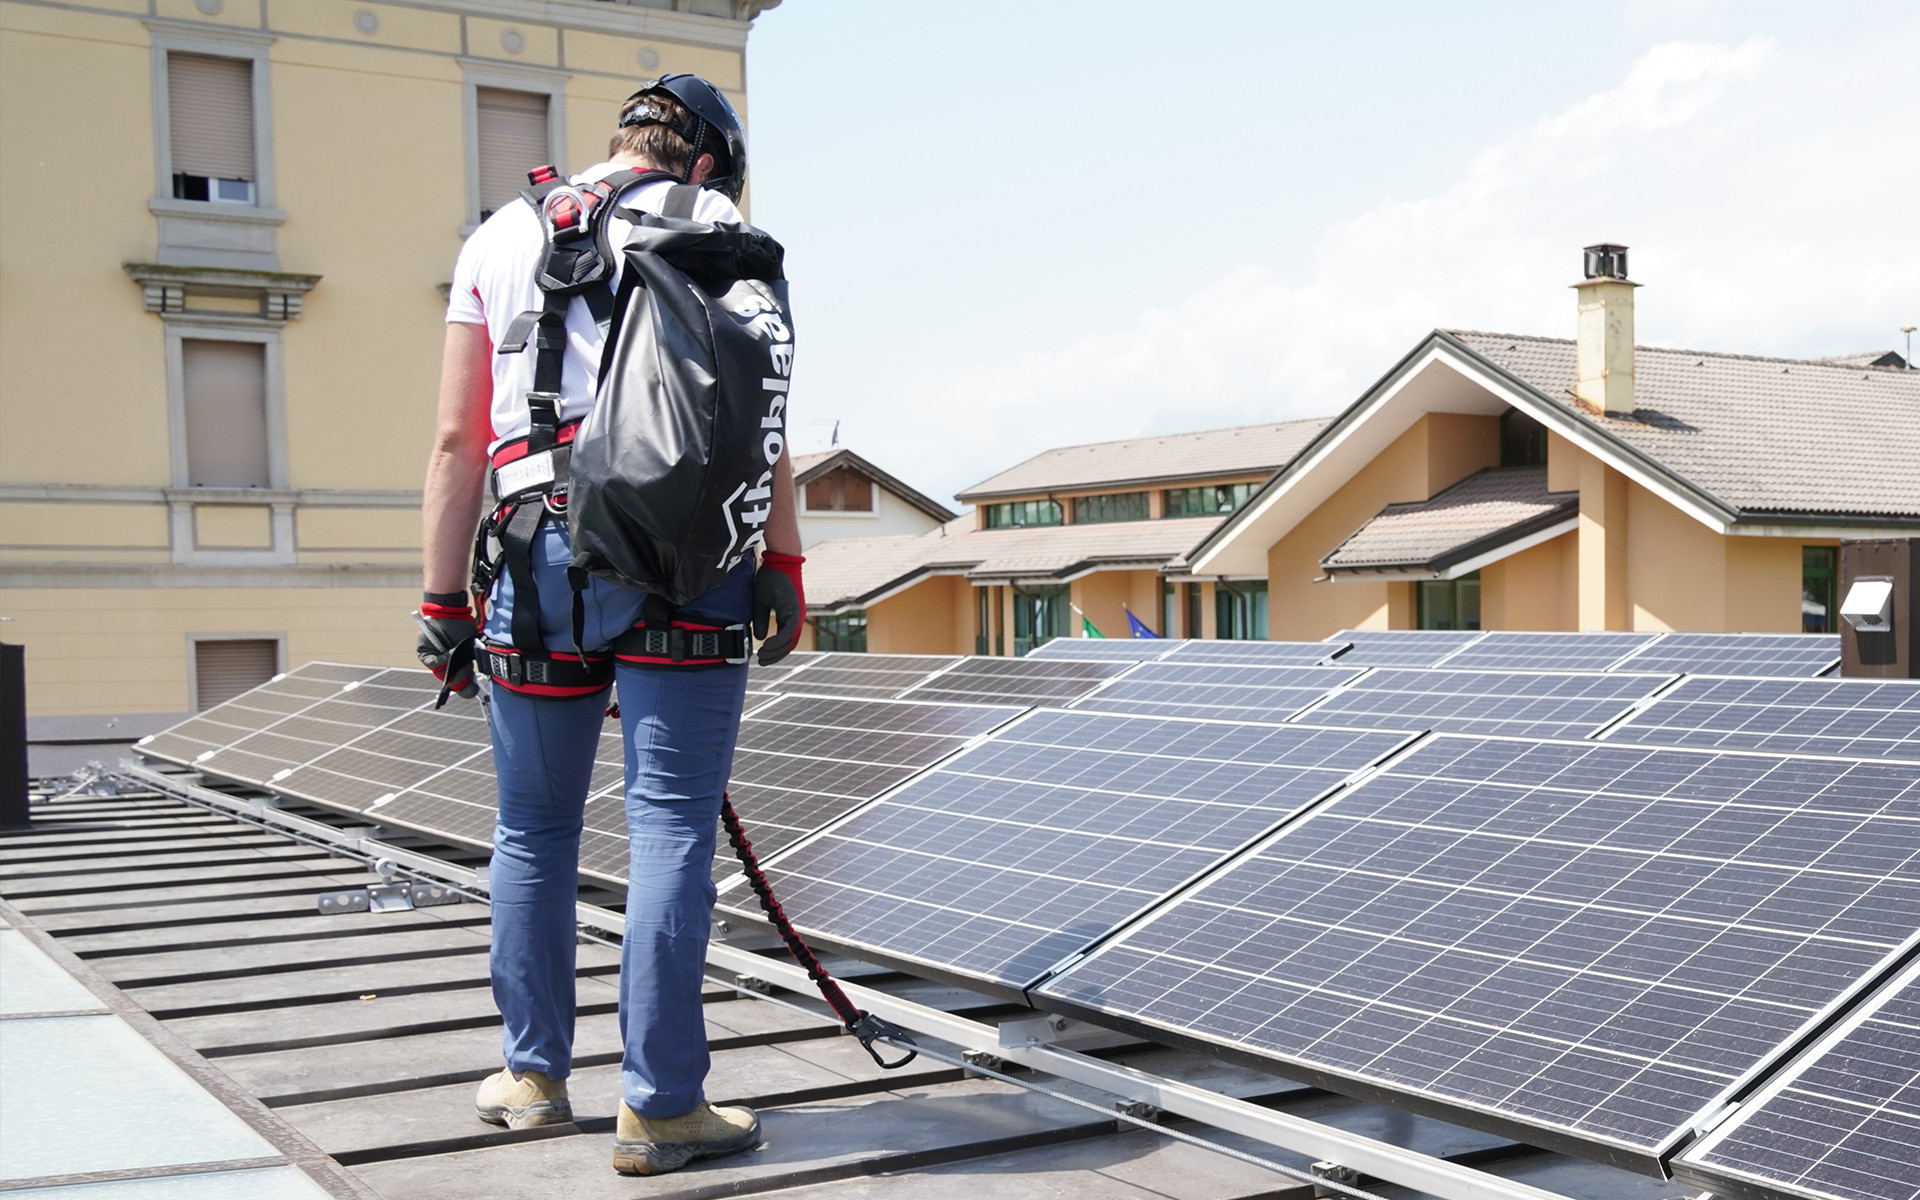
[{"xmin": 619, "ymin": 74, "xmax": 746, "ymax": 203}]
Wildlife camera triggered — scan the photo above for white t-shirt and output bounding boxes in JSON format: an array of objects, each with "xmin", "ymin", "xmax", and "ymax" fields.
[{"xmin": 446, "ymin": 162, "xmax": 744, "ymax": 452}]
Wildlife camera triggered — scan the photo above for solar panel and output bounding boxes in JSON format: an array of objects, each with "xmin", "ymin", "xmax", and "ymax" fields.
[
  {"xmin": 748, "ymin": 649, "xmax": 821, "ymax": 690},
  {"xmin": 1439, "ymin": 631, "xmax": 1659, "ymax": 673},
  {"xmin": 1028, "ymin": 638, "xmax": 1182, "ymax": 662},
  {"xmin": 1163, "ymin": 640, "xmax": 1349, "ymax": 666},
  {"xmin": 733, "ymin": 711, "xmax": 1410, "ymax": 992},
  {"xmin": 1325, "ymin": 630, "xmax": 1484, "ymax": 668},
  {"xmin": 766, "ymin": 652, "xmax": 963, "ymax": 699},
  {"xmin": 1677, "ymin": 955, "xmax": 1920, "ymax": 1200},
  {"xmin": 1037, "ymin": 737, "xmax": 1920, "ymax": 1170},
  {"xmin": 1296, "ymin": 669, "xmax": 1674, "ymax": 741},
  {"xmin": 714, "ymin": 694, "xmax": 1024, "ymax": 882},
  {"xmin": 136, "ymin": 662, "xmax": 385, "ymax": 769},
  {"xmin": 1605, "ymin": 676, "xmax": 1920, "ymax": 763},
  {"xmin": 1072, "ymin": 662, "xmax": 1363, "ymax": 724},
  {"xmin": 1612, "ymin": 633, "xmax": 1842, "ymax": 679},
  {"xmin": 897, "ymin": 656, "xmax": 1134, "ymax": 705}
]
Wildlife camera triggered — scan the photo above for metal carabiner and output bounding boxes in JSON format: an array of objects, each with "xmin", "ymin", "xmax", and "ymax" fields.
[{"xmin": 850, "ymin": 1012, "xmax": 919, "ymax": 1070}]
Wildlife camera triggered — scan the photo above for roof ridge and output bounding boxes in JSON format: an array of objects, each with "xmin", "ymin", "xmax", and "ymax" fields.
[
  {"xmin": 997, "ymin": 416, "xmax": 1330, "ymax": 460},
  {"xmin": 1450, "ymin": 329, "xmax": 1908, "ymax": 371}
]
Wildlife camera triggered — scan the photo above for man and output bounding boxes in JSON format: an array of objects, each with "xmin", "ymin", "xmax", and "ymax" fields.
[{"xmin": 416, "ymin": 75, "xmax": 804, "ymax": 1177}]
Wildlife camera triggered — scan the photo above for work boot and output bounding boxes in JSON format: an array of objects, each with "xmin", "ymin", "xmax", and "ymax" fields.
[
  {"xmin": 474, "ymin": 1067, "xmax": 572, "ymax": 1129},
  {"xmin": 611, "ymin": 1100, "xmax": 760, "ymax": 1175}
]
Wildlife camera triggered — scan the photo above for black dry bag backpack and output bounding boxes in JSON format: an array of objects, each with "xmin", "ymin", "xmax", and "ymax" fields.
[{"xmin": 567, "ymin": 197, "xmax": 792, "ymax": 608}]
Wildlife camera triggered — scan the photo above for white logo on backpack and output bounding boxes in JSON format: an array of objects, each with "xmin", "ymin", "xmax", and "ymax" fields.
[{"xmin": 718, "ymin": 303, "xmax": 793, "ymax": 572}]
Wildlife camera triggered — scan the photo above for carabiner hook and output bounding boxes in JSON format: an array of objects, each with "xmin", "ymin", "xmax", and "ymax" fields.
[{"xmin": 850, "ymin": 1012, "xmax": 918, "ymax": 1070}]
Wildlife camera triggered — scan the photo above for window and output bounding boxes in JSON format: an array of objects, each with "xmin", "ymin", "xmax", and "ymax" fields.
[
  {"xmin": 1073, "ymin": 492, "xmax": 1148, "ymax": 524},
  {"xmin": 182, "ymin": 340, "xmax": 269, "ymax": 487},
  {"xmin": 1417, "ymin": 572, "xmax": 1481, "ymax": 631},
  {"xmin": 1802, "ymin": 546, "xmax": 1837, "ymax": 633},
  {"xmin": 193, "ymin": 639, "xmax": 278, "ymax": 710},
  {"xmin": 168, "ymin": 53, "xmax": 256, "ymax": 204},
  {"xmin": 1164, "ymin": 482, "xmax": 1258, "ymax": 519},
  {"xmin": 1215, "ymin": 581, "xmax": 1269, "ymax": 640},
  {"xmin": 476, "ymin": 87, "xmax": 551, "ymax": 220},
  {"xmin": 985, "ymin": 499, "xmax": 1062, "ymax": 529},
  {"xmin": 1012, "ymin": 586, "xmax": 1069, "ymax": 655},
  {"xmin": 1500, "ymin": 408, "xmax": 1548, "ymax": 467},
  {"xmin": 811, "ymin": 612, "xmax": 867, "ymax": 652},
  {"xmin": 1162, "ymin": 581, "xmax": 1178, "ymax": 638},
  {"xmin": 805, "ymin": 467, "xmax": 874, "ymax": 513},
  {"xmin": 976, "ymin": 588, "xmax": 994, "ymax": 655}
]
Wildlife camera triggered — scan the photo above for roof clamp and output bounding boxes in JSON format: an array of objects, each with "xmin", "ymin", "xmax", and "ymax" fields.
[
  {"xmin": 317, "ymin": 858, "xmax": 458, "ymax": 915},
  {"xmin": 960, "ymin": 1048, "xmax": 1011, "ymax": 1078},
  {"xmin": 1310, "ymin": 1162, "xmax": 1362, "ymax": 1198},
  {"xmin": 1114, "ymin": 1099, "xmax": 1162, "ymax": 1123},
  {"xmin": 734, "ymin": 974, "xmax": 774, "ymax": 996},
  {"xmin": 997, "ymin": 1013, "xmax": 1076, "ymax": 1049}
]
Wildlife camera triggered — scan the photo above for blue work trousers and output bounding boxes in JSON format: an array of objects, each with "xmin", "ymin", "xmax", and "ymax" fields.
[{"xmin": 483, "ymin": 517, "xmax": 751, "ymax": 1117}]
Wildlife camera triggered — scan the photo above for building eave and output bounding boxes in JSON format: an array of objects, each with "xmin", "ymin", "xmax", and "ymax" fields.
[{"xmin": 795, "ymin": 449, "xmax": 959, "ymax": 523}]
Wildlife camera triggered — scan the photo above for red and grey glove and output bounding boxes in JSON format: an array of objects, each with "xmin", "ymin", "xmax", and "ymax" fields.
[
  {"xmin": 753, "ymin": 552, "xmax": 806, "ymax": 667},
  {"xmin": 416, "ymin": 592, "xmax": 479, "ymax": 707}
]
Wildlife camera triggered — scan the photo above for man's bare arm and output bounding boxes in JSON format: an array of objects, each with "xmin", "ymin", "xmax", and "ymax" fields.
[
  {"xmin": 422, "ymin": 322, "xmax": 493, "ymax": 596},
  {"xmin": 764, "ymin": 449, "xmax": 802, "ymax": 559}
]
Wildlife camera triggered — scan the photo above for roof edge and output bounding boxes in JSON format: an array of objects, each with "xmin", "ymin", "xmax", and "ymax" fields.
[{"xmin": 794, "ymin": 449, "xmax": 959, "ymax": 523}]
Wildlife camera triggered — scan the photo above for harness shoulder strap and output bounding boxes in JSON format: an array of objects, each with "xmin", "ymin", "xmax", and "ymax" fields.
[{"xmin": 662, "ymin": 183, "xmax": 700, "ymax": 220}]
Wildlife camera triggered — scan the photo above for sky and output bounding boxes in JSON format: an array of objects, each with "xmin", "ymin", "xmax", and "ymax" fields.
[{"xmin": 744, "ymin": 1, "xmax": 1920, "ymax": 507}]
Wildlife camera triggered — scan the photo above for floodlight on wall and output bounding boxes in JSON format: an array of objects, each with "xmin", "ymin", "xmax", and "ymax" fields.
[{"xmin": 1840, "ymin": 577, "xmax": 1895, "ymax": 633}]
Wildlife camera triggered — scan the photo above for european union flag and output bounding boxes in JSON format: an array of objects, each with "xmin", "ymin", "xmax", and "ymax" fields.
[{"xmin": 1125, "ymin": 608, "xmax": 1161, "ymax": 639}]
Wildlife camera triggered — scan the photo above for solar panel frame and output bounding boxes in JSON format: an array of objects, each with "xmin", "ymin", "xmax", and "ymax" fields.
[
  {"xmin": 763, "ymin": 652, "xmax": 965, "ymax": 700},
  {"xmin": 895, "ymin": 655, "xmax": 1137, "ymax": 706},
  {"xmin": 1162, "ymin": 641, "xmax": 1351, "ymax": 666},
  {"xmin": 1603, "ymin": 675, "xmax": 1920, "ymax": 763},
  {"xmin": 1070, "ymin": 662, "xmax": 1365, "ymax": 724},
  {"xmin": 724, "ymin": 710, "xmax": 1415, "ymax": 998},
  {"xmin": 1028, "ymin": 638, "xmax": 1184, "ymax": 662},
  {"xmin": 1034, "ymin": 735, "xmax": 1920, "ymax": 1174},
  {"xmin": 1437, "ymin": 632, "xmax": 1662, "ymax": 673},
  {"xmin": 1293, "ymin": 668, "xmax": 1678, "ymax": 742},
  {"xmin": 1676, "ymin": 954, "xmax": 1920, "ymax": 1200},
  {"xmin": 1610, "ymin": 632, "xmax": 1842, "ymax": 679},
  {"xmin": 1326, "ymin": 630, "xmax": 1487, "ymax": 668},
  {"xmin": 135, "ymin": 662, "xmax": 386, "ymax": 771}
]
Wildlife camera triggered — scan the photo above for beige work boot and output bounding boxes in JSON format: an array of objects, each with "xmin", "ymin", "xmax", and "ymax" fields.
[
  {"xmin": 611, "ymin": 1100, "xmax": 760, "ymax": 1175},
  {"xmin": 474, "ymin": 1067, "xmax": 572, "ymax": 1129}
]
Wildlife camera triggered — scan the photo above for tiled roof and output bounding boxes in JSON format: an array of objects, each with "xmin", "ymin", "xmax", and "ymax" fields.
[
  {"xmin": 803, "ymin": 515, "xmax": 1224, "ymax": 610},
  {"xmin": 1451, "ymin": 332, "xmax": 1920, "ymax": 519},
  {"xmin": 955, "ymin": 418, "xmax": 1330, "ymax": 501},
  {"xmin": 1321, "ymin": 467, "xmax": 1576, "ymax": 573}
]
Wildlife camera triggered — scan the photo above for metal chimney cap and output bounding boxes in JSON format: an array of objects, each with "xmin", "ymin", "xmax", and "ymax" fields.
[{"xmin": 1582, "ymin": 243, "xmax": 1630, "ymax": 281}]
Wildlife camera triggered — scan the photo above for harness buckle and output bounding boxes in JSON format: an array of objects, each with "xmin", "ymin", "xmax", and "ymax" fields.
[{"xmin": 723, "ymin": 623, "xmax": 750, "ymax": 665}]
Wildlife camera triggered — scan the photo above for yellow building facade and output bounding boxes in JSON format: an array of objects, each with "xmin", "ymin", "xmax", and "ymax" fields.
[{"xmin": 0, "ymin": 0, "xmax": 774, "ymax": 716}]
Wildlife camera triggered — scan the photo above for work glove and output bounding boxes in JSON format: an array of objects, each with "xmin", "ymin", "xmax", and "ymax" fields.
[
  {"xmin": 753, "ymin": 552, "xmax": 806, "ymax": 667},
  {"xmin": 416, "ymin": 594, "xmax": 480, "ymax": 707}
]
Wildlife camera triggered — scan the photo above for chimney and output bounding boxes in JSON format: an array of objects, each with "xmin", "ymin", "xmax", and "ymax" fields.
[{"xmin": 1573, "ymin": 243, "xmax": 1638, "ymax": 417}]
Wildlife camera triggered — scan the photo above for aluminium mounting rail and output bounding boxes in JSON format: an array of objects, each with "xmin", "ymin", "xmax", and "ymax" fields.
[{"xmin": 114, "ymin": 764, "xmax": 1579, "ymax": 1200}]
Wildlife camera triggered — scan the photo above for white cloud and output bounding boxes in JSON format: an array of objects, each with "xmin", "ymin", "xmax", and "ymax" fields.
[{"xmin": 853, "ymin": 27, "xmax": 1919, "ymax": 502}]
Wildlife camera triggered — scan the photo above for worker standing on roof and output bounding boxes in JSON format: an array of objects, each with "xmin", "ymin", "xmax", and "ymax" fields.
[{"xmin": 413, "ymin": 75, "xmax": 804, "ymax": 1176}]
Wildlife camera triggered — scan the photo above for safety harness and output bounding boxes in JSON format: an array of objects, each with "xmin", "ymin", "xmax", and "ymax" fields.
[{"xmin": 471, "ymin": 164, "xmax": 748, "ymax": 695}]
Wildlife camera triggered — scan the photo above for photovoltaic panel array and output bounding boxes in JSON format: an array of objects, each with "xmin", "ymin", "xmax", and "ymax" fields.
[
  {"xmin": 715, "ymin": 693, "xmax": 1024, "ymax": 881},
  {"xmin": 748, "ymin": 650, "xmax": 820, "ymax": 688},
  {"xmin": 1028, "ymin": 638, "xmax": 1182, "ymax": 662},
  {"xmin": 1605, "ymin": 676, "xmax": 1920, "ymax": 763},
  {"xmin": 897, "ymin": 655, "xmax": 1133, "ymax": 706},
  {"xmin": 1296, "ymin": 669, "xmax": 1673, "ymax": 741},
  {"xmin": 1325, "ymin": 629, "xmax": 1483, "ymax": 668},
  {"xmin": 1613, "ymin": 632, "xmax": 1841, "ymax": 679},
  {"xmin": 138, "ymin": 664, "xmax": 411, "ymax": 787},
  {"xmin": 1037, "ymin": 736, "xmax": 1920, "ymax": 1170},
  {"xmin": 767, "ymin": 652, "xmax": 964, "ymax": 699},
  {"xmin": 1072, "ymin": 662, "xmax": 1363, "ymax": 724},
  {"xmin": 1678, "ymin": 955, "xmax": 1920, "ymax": 1200},
  {"xmin": 736, "ymin": 711, "xmax": 1410, "ymax": 991},
  {"xmin": 1439, "ymin": 631, "xmax": 1660, "ymax": 673},
  {"xmin": 1163, "ymin": 640, "xmax": 1349, "ymax": 666}
]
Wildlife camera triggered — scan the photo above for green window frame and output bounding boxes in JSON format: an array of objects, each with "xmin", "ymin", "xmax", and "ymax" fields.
[
  {"xmin": 811, "ymin": 611, "xmax": 867, "ymax": 652},
  {"xmin": 1072, "ymin": 491, "xmax": 1149, "ymax": 524},
  {"xmin": 1215, "ymin": 581, "xmax": 1269, "ymax": 640},
  {"xmin": 1012, "ymin": 585, "xmax": 1069, "ymax": 656},
  {"xmin": 984, "ymin": 499, "xmax": 1063, "ymax": 529},
  {"xmin": 1164, "ymin": 482, "xmax": 1258, "ymax": 519},
  {"xmin": 1416, "ymin": 572, "xmax": 1481, "ymax": 631},
  {"xmin": 1802, "ymin": 546, "xmax": 1837, "ymax": 633}
]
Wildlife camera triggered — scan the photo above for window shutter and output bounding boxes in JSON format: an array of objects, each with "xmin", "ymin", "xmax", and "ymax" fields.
[
  {"xmin": 169, "ymin": 53, "xmax": 255, "ymax": 181},
  {"xmin": 476, "ymin": 88, "xmax": 550, "ymax": 218},
  {"xmin": 195, "ymin": 640, "xmax": 278, "ymax": 709},
  {"xmin": 183, "ymin": 340, "xmax": 270, "ymax": 488}
]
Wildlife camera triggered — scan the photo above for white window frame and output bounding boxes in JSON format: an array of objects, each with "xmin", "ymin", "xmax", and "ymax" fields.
[
  {"xmin": 187, "ymin": 634, "xmax": 286, "ymax": 713},
  {"xmin": 147, "ymin": 23, "xmax": 280, "ymax": 218},
  {"xmin": 162, "ymin": 318, "xmax": 294, "ymax": 565},
  {"xmin": 461, "ymin": 61, "xmax": 570, "ymax": 233}
]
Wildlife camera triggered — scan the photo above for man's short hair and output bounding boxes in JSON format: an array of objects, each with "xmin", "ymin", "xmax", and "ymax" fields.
[{"xmin": 610, "ymin": 92, "xmax": 729, "ymax": 179}]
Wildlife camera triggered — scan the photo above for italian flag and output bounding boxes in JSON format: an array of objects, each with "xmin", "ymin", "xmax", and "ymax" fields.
[{"xmin": 1082, "ymin": 614, "xmax": 1105, "ymax": 638}]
